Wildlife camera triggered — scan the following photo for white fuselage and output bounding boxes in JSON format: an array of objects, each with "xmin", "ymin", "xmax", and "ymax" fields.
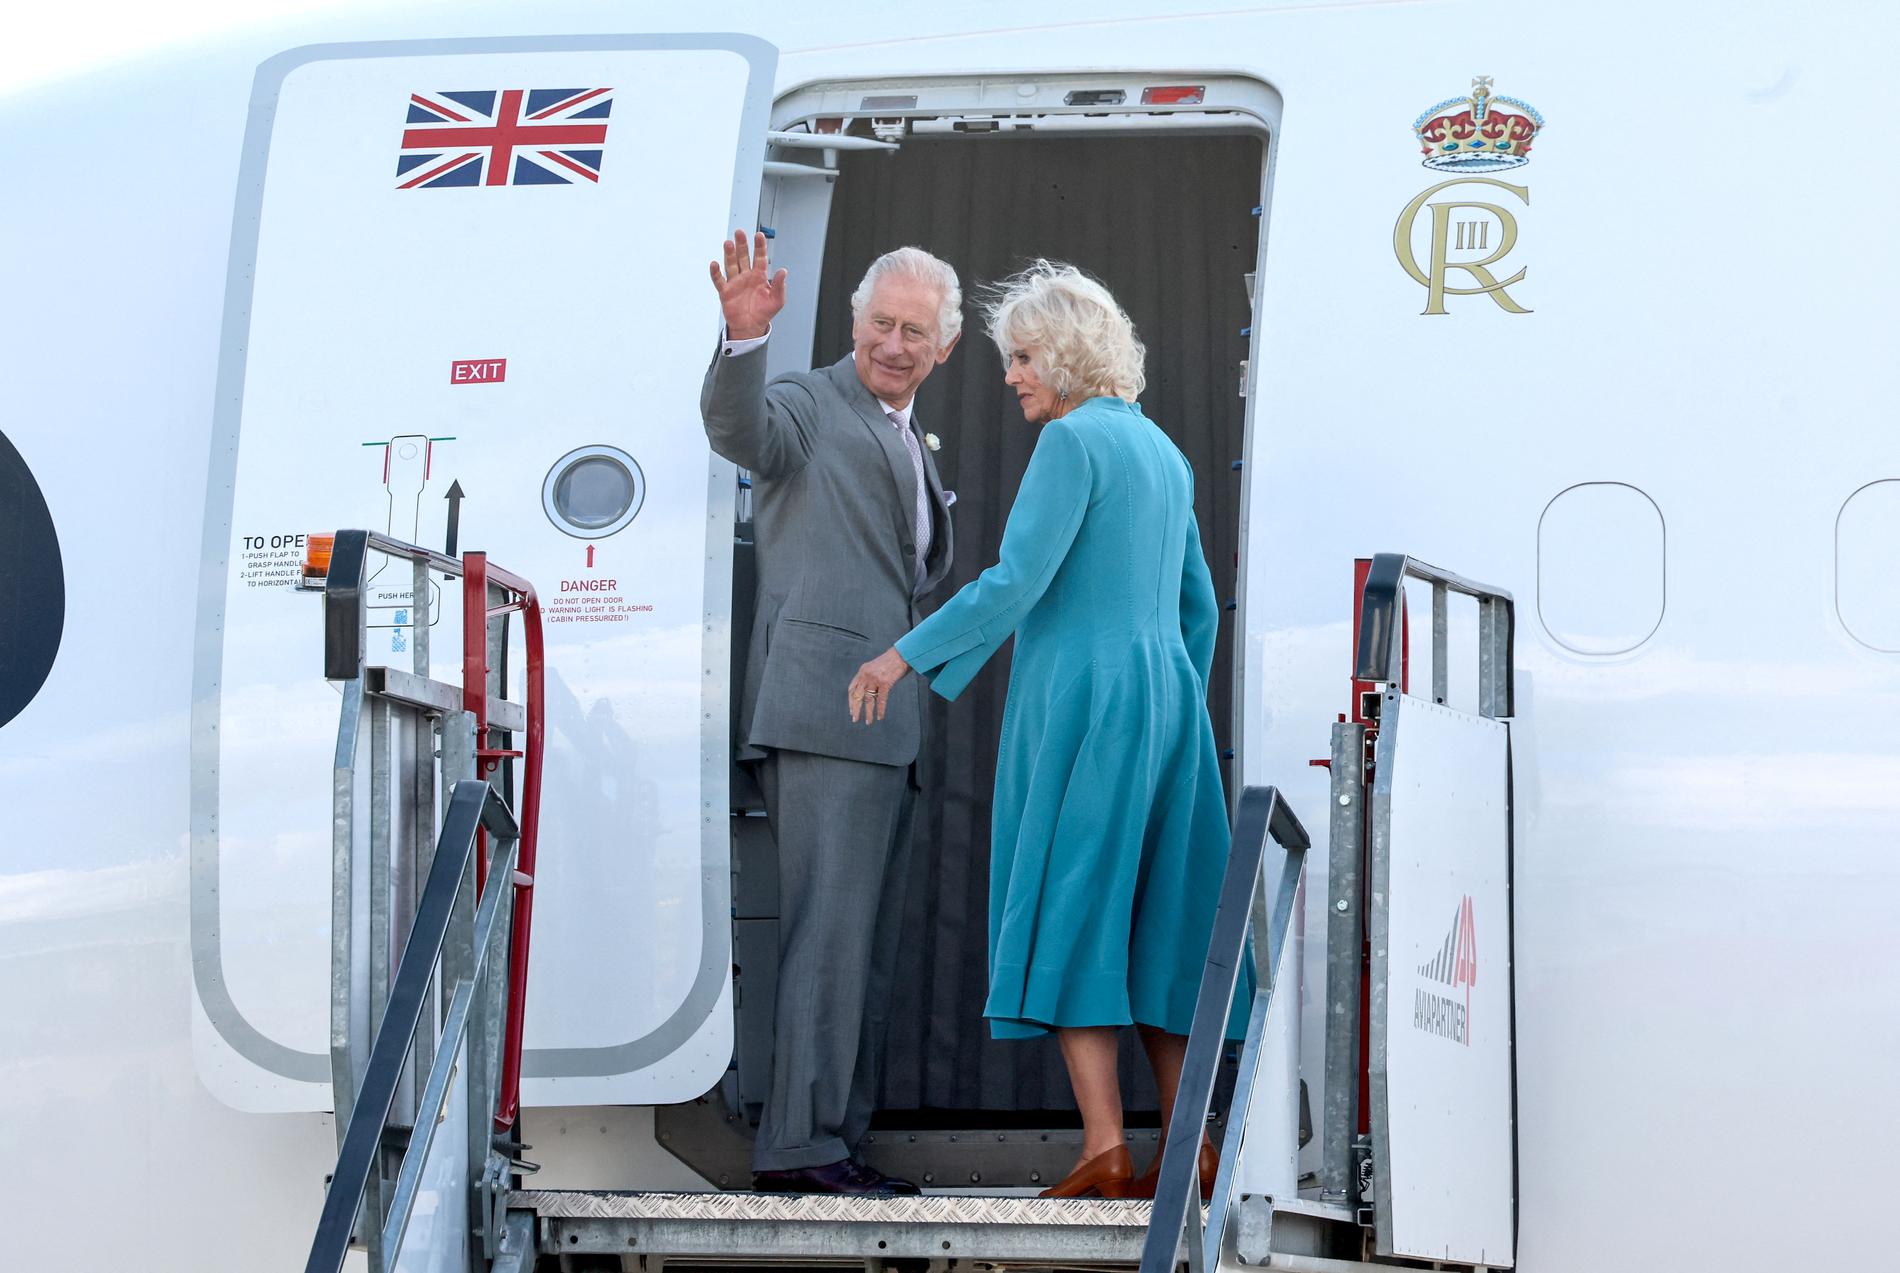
[{"xmin": 2, "ymin": 3, "xmax": 1894, "ymax": 1270}]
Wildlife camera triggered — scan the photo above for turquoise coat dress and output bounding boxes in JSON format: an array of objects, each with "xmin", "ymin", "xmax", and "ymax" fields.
[{"xmin": 895, "ymin": 396, "xmax": 1238, "ymax": 1040}]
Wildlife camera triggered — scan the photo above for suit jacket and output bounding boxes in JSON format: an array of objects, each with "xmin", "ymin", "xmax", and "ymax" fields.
[{"xmin": 701, "ymin": 346, "xmax": 954, "ymax": 766}]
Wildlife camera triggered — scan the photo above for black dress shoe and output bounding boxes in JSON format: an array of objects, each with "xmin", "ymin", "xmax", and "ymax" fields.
[
  {"xmin": 753, "ymin": 1158, "xmax": 893, "ymax": 1195},
  {"xmin": 850, "ymin": 1160, "xmax": 921, "ymax": 1195}
]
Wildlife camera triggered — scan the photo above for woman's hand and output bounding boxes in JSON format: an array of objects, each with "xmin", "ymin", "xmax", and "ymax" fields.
[{"xmin": 848, "ymin": 648, "xmax": 912, "ymax": 724}]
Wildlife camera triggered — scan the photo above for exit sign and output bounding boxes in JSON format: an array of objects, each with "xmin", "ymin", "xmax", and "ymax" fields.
[{"xmin": 450, "ymin": 358, "xmax": 507, "ymax": 384}]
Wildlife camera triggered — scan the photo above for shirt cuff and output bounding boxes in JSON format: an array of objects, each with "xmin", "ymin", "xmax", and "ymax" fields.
[{"xmin": 721, "ymin": 327, "xmax": 770, "ymax": 357}]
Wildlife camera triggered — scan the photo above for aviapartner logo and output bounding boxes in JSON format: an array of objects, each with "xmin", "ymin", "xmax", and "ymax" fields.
[{"xmin": 1413, "ymin": 895, "xmax": 1477, "ymax": 1046}]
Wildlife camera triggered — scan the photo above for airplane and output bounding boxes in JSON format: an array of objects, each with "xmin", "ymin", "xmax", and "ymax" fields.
[{"xmin": 2, "ymin": 1, "xmax": 1895, "ymax": 1270}]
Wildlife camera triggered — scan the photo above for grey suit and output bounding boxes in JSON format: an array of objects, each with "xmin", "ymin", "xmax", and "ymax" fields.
[{"xmin": 701, "ymin": 345, "xmax": 953, "ymax": 1171}]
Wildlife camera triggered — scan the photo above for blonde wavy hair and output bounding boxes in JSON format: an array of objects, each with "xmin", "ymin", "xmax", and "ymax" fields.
[{"xmin": 982, "ymin": 260, "xmax": 1146, "ymax": 402}]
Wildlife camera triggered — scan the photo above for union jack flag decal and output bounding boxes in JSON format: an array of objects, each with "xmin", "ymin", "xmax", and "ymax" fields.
[{"xmin": 397, "ymin": 89, "xmax": 612, "ymax": 189}]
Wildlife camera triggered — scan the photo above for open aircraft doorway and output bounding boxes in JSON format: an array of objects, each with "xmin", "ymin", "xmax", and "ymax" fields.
[{"xmin": 659, "ymin": 71, "xmax": 1281, "ymax": 1189}]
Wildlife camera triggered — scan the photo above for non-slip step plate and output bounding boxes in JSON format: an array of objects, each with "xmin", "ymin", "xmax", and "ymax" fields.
[
  {"xmin": 511, "ymin": 1189, "xmax": 1176, "ymax": 1264},
  {"xmin": 512, "ymin": 1189, "xmax": 1154, "ymax": 1226}
]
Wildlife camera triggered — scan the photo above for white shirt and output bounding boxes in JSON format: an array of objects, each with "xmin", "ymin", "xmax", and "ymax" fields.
[{"xmin": 721, "ymin": 329, "xmax": 770, "ymax": 358}]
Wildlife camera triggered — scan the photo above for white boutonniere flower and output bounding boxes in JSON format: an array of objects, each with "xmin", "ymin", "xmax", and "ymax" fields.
[{"xmin": 924, "ymin": 432, "xmax": 941, "ymax": 452}]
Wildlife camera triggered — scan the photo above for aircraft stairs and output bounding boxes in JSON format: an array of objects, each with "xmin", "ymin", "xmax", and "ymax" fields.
[{"xmin": 301, "ymin": 539, "xmax": 1516, "ymax": 1273}]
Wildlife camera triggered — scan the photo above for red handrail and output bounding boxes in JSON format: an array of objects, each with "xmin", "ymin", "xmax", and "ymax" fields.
[{"xmin": 460, "ymin": 551, "xmax": 545, "ymax": 1132}]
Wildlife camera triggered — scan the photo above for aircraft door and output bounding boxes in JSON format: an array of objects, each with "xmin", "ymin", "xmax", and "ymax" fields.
[{"xmin": 190, "ymin": 35, "xmax": 778, "ymax": 1111}]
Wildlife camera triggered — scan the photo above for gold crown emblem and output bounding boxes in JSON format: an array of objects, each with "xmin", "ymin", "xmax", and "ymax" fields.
[{"xmin": 1413, "ymin": 77, "xmax": 1544, "ymax": 171}]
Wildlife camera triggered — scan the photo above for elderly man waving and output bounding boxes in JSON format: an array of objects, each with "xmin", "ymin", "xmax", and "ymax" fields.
[{"xmin": 701, "ymin": 231, "xmax": 961, "ymax": 1195}]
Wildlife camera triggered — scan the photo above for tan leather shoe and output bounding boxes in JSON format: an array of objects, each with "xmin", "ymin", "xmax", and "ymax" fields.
[
  {"xmin": 1119, "ymin": 1136, "xmax": 1218, "ymax": 1201},
  {"xmin": 1038, "ymin": 1144, "xmax": 1135, "ymax": 1199}
]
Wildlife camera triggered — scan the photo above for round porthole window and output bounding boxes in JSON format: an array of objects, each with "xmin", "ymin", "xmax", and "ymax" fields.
[{"xmin": 542, "ymin": 445, "xmax": 644, "ymax": 539}]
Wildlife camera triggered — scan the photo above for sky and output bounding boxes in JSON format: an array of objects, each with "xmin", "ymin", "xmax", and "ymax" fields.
[
  {"xmin": 0, "ymin": 0, "xmax": 1339, "ymax": 93},
  {"xmin": 3, "ymin": 0, "xmax": 388, "ymax": 92}
]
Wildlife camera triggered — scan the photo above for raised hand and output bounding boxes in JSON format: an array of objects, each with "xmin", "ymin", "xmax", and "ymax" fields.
[{"xmin": 709, "ymin": 229, "xmax": 787, "ymax": 341}]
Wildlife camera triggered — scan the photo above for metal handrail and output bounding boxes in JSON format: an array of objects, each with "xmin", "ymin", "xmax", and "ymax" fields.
[
  {"xmin": 306, "ymin": 780, "xmax": 520, "ymax": 1273},
  {"xmin": 323, "ymin": 529, "xmax": 460, "ymax": 681},
  {"xmin": 1139, "ymin": 785, "xmax": 1310, "ymax": 1273},
  {"xmin": 463, "ymin": 551, "xmax": 545, "ymax": 1132},
  {"xmin": 381, "ymin": 802, "xmax": 519, "ymax": 1261},
  {"xmin": 1352, "ymin": 552, "xmax": 1515, "ymax": 719},
  {"xmin": 324, "ymin": 528, "xmax": 546, "ymax": 1130}
]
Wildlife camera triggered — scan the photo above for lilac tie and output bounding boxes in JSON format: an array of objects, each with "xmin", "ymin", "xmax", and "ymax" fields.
[{"xmin": 888, "ymin": 409, "xmax": 931, "ymax": 587}]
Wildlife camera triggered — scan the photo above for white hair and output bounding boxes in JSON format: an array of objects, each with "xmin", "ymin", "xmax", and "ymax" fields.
[
  {"xmin": 982, "ymin": 260, "xmax": 1146, "ymax": 402},
  {"xmin": 850, "ymin": 247, "xmax": 964, "ymax": 346}
]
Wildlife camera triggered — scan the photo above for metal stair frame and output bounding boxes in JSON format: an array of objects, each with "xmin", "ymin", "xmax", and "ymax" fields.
[
  {"xmin": 307, "ymin": 779, "xmax": 521, "ymax": 1273},
  {"xmin": 306, "ymin": 529, "xmax": 548, "ymax": 1273},
  {"xmin": 1140, "ymin": 784, "xmax": 1310, "ymax": 1273}
]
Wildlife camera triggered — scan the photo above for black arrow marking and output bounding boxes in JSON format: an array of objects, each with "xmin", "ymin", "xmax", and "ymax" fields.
[{"xmin": 444, "ymin": 480, "xmax": 466, "ymax": 559}]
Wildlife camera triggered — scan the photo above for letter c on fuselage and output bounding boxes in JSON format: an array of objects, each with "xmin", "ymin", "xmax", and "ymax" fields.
[
  {"xmin": 0, "ymin": 430, "xmax": 64, "ymax": 729},
  {"xmin": 1393, "ymin": 176, "xmax": 1532, "ymax": 315}
]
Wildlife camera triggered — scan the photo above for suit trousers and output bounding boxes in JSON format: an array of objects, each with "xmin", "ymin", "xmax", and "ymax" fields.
[{"xmin": 752, "ymin": 748, "xmax": 917, "ymax": 1172}]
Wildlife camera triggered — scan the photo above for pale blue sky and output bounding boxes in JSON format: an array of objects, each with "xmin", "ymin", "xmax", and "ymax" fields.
[{"xmin": 4, "ymin": 0, "xmax": 371, "ymax": 91}]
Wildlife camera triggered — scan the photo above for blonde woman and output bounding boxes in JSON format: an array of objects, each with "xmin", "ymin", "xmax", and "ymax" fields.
[{"xmin": 848, "ymin": 261, "xmax": 1238, "ymax": 1199}]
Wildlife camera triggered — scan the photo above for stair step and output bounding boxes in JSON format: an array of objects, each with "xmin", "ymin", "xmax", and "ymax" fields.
[{"xmin": 510, "ymin": 1188, "xmax": 1169, "ymax": 1265}]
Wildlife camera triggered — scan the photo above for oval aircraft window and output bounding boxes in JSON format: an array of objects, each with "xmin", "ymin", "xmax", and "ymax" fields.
[
  {"xmin": 1537, "ymin": 482, "xmax": 1666, "ymax": 655},
  {"xmin": 0, "ymin": 430, "xmax": 65, "ymax": 728},
  {"xmin": 542, "ymin": 445, "xmax": 645, "ymax": 539},
  {"xmin": 1835, "ymin": 480, "xmax": 1900, "ymax": 652}
]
